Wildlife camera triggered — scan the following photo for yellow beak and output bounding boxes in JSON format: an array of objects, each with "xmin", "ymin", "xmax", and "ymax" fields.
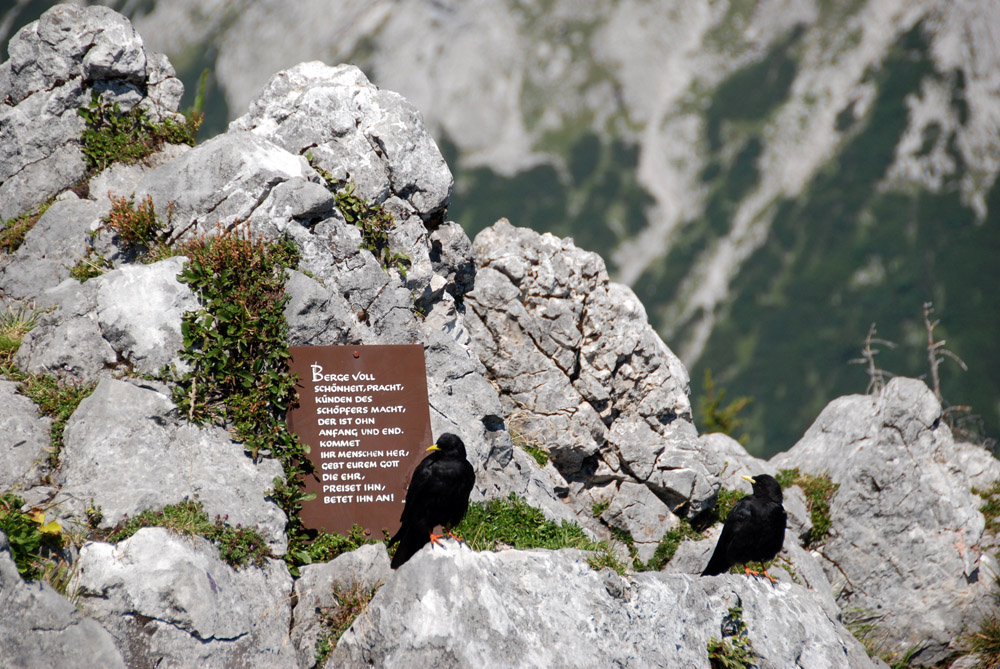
[
  {"xmin": 741, "ymin": 474, "xmax": 756, "ymax": 484},
  {"xmin": 426, "ymin": 443, "xmax": 440, "ymax": 452}
]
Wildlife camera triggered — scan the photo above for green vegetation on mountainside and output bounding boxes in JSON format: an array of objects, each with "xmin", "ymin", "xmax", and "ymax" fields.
[{"xmin": 688, "ymin": 23, "xmax": 999, "ymax": 456}]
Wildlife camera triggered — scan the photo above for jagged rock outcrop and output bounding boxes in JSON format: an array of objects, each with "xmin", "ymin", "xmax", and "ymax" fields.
[
  {"xmin": 465, "ymin": 219, "xmax": 721, "ymax": 560},
  {"xmin": 773, "ymin": 377, "xmax": 1000, "ymax": 665},
  {"xmin": 0, "ymin": 4, "xmax": 182, "ymax": 220},
  {"xmin": 1, "ymin": 6, "xmax": 997, "ymax": 668},
  {"xmin": 330, "ymin": 540, "xmax": 875, "ymax": 668},
  {"xmin": 229, "ymin": 60, "xmax": 453, "ymax": 224}
]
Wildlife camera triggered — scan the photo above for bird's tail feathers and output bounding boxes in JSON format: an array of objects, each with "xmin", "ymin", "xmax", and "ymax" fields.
[
  {"xmin": 701, "ymin": 549, "xmax": 729, "ymax": 577},
  {"xmin": 389, "ymin": 525, "xmax": 429, "ymax": 569}
]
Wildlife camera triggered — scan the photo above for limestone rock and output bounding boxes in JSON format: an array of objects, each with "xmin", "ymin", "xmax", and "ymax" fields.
[
  {"xmin": 52, "ymin": 378, "xmax": 288, "ymax": 553},
  {"xmin": 93, "ymin": 256, "xmax": 198, "ymax": 375},
  {"xmin": 71, "ymin": 528, "xmax": 295, "ymax": 668},
  {"xmin": 772, "ymin": 377, "xmax": 1000, "ymax": 665},
  {"xmin": 230, "ymin": 61, "xmax": 453, "ymax": 222},
  {"xmin": 0, "ymin": 4, "xmax": 183, "ymax": 220},
  {"xmin": 132, "ymin": 131, "xmax": 315, "ymax": 238},
  {"xmin": 0, "ymin": 531, "xmax": 124, "ymax": 668},
  {"xmin": 291, "ymin": 543, "xmax": 391, "ymax": 667},
  {"xmin": 15, "ymin": 257, "xmax": 197, "ymax": 381},
  {"xmin": 0, "ymin": 380, "xmax": 52, "ymax": 490},
  {"xmin": 0, "ymin": 197, "xmax": 101, "ymax": 303},
  {"xmin": 465, "ymin": 219, "xmax": 720, "ymax": 545},
  {"xmin": 331, "ymin": 541, "xmax": 874, "ymax": 668},
  {"xmin": 14, "ymin": 278, "xmax": 118, "ymax": 381}
]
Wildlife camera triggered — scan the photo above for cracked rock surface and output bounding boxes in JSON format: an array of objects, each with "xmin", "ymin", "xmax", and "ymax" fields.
[
  {"xmin": 465, "ymin": 219, "xmax": 721, "ymax": 560},
  {"xmin": 71, "ymin": 528, "xmax": 296, "ymax": 668},
  {"xmin": 0, "ymin": 4, "xmax": 182, "ymax": 220},
  {"xmin": 330, "ymin": 541, "xmax": 874, "ymax": 668},
  {"xmin": 773, "ymin": 377, "xmax": 1000, "ymax": 665}
]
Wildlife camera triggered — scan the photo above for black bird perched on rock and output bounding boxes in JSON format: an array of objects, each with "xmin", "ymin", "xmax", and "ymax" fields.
[
  {"xmin": 701, "ymin": 474, "xmax": 786, "ymax": 582},
  {"xmin": 389, "ymin": 433, "xmax": 475, "ymax": 569}
]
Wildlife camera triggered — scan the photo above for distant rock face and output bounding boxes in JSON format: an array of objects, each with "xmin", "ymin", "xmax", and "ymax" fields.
[
  {"xmin": 0, "ymin": 4, "xmax": 183, "ymax": 220},
  {"xmin": 465, "ymin": 219, "xmax": 721, "ymax": 559},
  {"xmin": 331, "ymin": 541, "xmax": 875, "ymax": 668},
  {"xmin": 773, "ymin": 377, "xmax": 1000, "ymax": 665}
]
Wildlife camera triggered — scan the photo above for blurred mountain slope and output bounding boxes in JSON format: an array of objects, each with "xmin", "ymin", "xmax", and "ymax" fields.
[{"xmin": 3, "ymin": 0, "xmax": 996, "ymax": 456}]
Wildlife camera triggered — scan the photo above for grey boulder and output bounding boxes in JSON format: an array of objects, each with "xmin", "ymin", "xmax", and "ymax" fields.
[
  {"xmin": 52, "ymin": 378, "xmax": 288, "ymax": 553},
  {"xmin": 230, "ymin": 61, "xmax": 453, "ymax": 222},
  {"xmin": 71, "ymin": 527, "xmax": 295, "ymax": 668},
  {"xmin": 331, "ymin": 541, "xmax": 874, "ymax": 668},
  {"xmin": 0, "ymin": 531, "xmax": 124, "ymax": 668},
  {"xmin": 772, "ymin": 377, "xmax": 1000, "ymax": 665},
  {"xmin": 0, "ymin": 4, "xmax": 183, "ymax": 220},
  {"xmin": 0, "ymin": 379, "xmax": 52, "ymax": 490}
]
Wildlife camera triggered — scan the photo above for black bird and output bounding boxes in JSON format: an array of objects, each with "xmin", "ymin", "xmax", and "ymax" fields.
[
  {"xmin": 389, "ymin": 433, "xmax": 475, "ymax": 569},
  {"xmin": 701, "ymin": 474, "xmax": 786, "ymax": 582}
]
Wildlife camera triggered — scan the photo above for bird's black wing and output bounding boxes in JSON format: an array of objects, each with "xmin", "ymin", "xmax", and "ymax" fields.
[
  {"xmin": 701, "ymin": 496, "xmax": 753, "ymax": 576},
  {"xmin": 389, "ymin": 457, "xmax": 440, "ymax": 569},
  {"xmin": 394, "ymin": 456, "xmax": 439, "ymax": 532}
]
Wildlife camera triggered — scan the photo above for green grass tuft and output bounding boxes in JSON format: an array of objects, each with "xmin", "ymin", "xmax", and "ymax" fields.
[
  {"xmin": 78, "ymin": 91, "xmax": 201, "ymax": 173},
  {"xmin": 13, "ymin": 373, "xmax": 96, "ymax": 469},
  {"xmin": 314, "ymin": 582, "xmax": 379, "ymax": 663},
  {"xmin": 453, "ymin": 493, "xmax": 625, "ymax": 573},
  {"xmin": 105, "ymin": 499, "xmax": 270, "ymax": 569},
  {"xmin": 707, "ymin": 606, "xmax": 757, "ymax": 669},
  {"xmin": 776, "ymin": 467, "xmax": 838, "ymax": 546}
]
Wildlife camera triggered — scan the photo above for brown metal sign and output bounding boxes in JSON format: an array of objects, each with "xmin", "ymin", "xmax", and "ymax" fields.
[{"xmin": 287, "ymin": 344, "xmax": 432, "ymax": 537}]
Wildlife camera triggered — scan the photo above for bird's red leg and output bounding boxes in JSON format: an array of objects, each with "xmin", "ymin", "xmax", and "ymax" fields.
[
  {"xmin": 743, "ymin": 565, "xmax": 761, "ymax": 577},
  {"xmin": 429, "ymin": 531, "xmax": 446, "ymax": 547},
  {"xmin": 446, "ymin": 528, "xmax": 465, "ymax": 543},
  {"xmin": 761, "ymin": 566, "xmax": 777, "ymax": 584}
]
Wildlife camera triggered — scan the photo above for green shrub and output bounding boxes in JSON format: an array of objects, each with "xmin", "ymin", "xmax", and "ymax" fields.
[
  {"xmin": 102, "ymin": 194, "xmax": 169, "ymax": 254},
  {"xmin": 0, "ymin": 493, "xmax": 65, "ymax": 581},
  {"xmin": 287, "ymin": 524, "xmax": 378, "ymax": 570},
  {"xmin": 776, "ymin": 468, "xmax": 838, "ymax": 546},
  {"xmin": 172, "ymin": 223, "xmax": 301, "ymax": 459},
  {"xmin": 707, "ymin": 606, "xmax": 757, "ymax": 669},
  {"xmin": 698, "ymin": 369, "xmax": 753, "ymax": 444},
  {"xmin": 78, "ymin": 91, "xmax": 201, "ymax": 172},
  {"xmin": 308, "ymin": 155, "xmax": 410, "ymax": 276},
  {"xmin": 453, "ymin": 493, "xmax": 624, "ymax": 572}
]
